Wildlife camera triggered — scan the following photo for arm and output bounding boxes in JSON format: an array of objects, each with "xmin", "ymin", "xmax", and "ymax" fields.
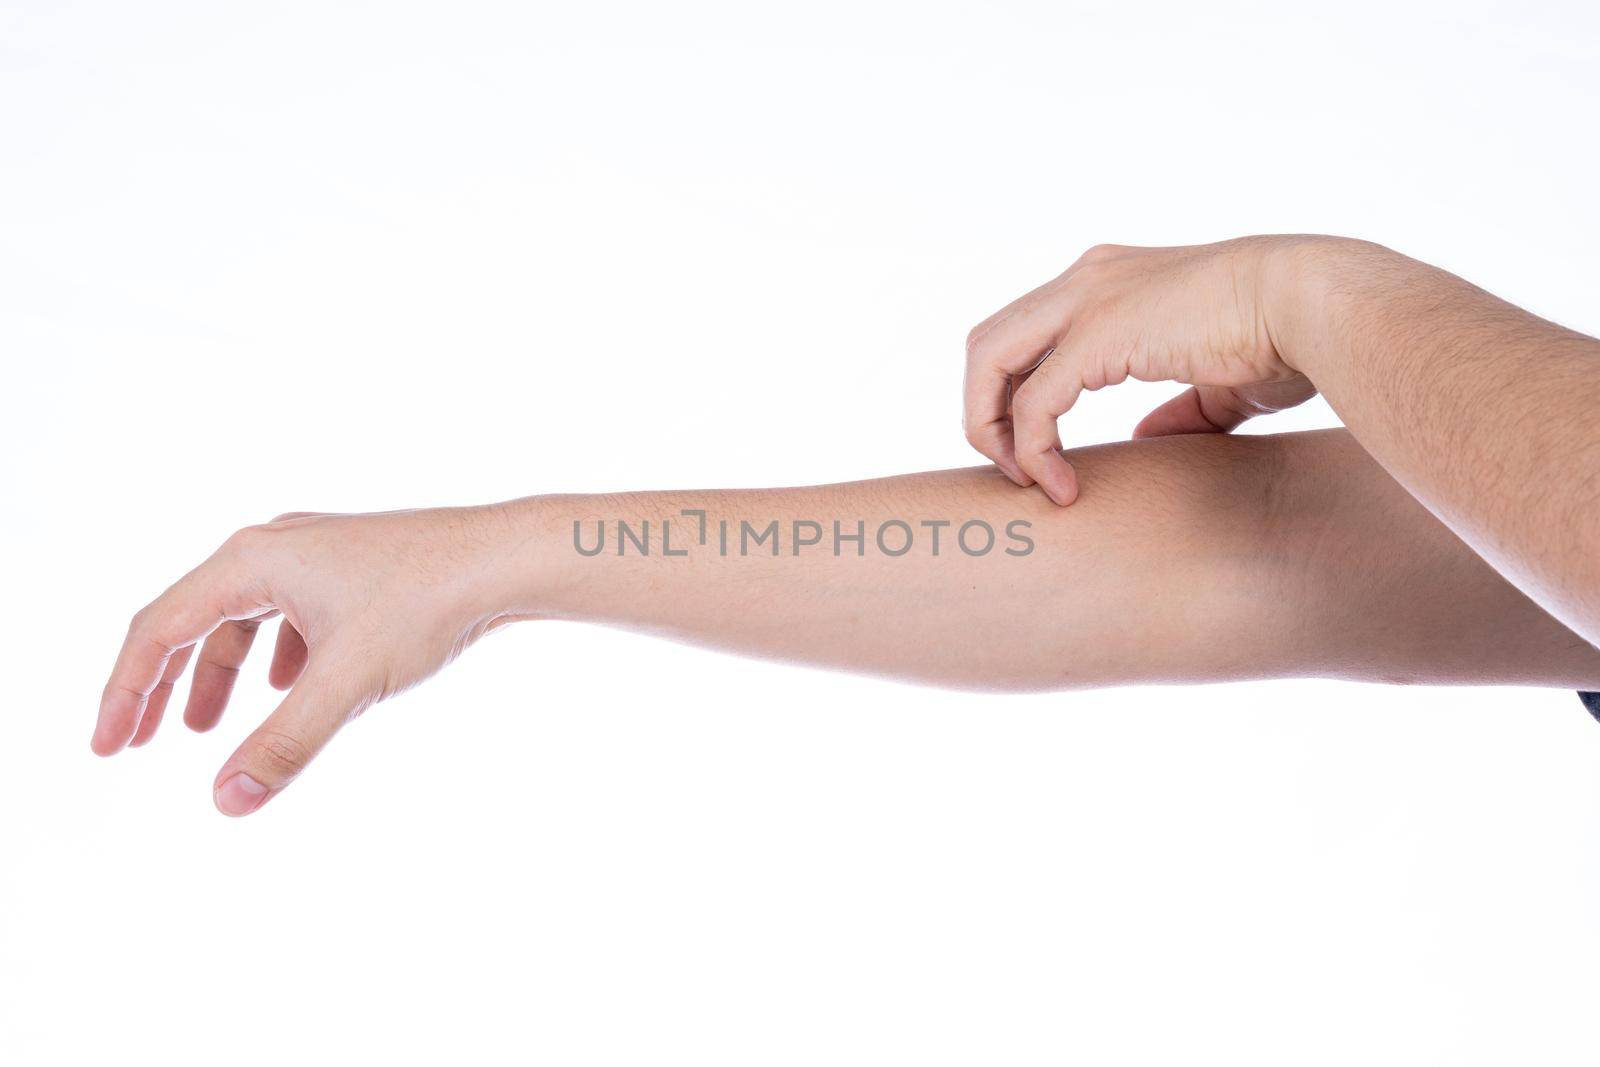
[
  {"xmin": 94, "ymin": 428, "xmax": 1600, "ymax": 816},
  {"xmin": 1267, "ymin": 239, "xmax": 1600, "ymax": 649}
]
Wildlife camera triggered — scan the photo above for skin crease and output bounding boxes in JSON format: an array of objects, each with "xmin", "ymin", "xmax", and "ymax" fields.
[
  {"xmin": 962, "ymin": 234, "xmax": 1600, "ymax": 646},
  {"xmin": 95, "ymin": 429, "xmax": 1600, "ymax": 817}
]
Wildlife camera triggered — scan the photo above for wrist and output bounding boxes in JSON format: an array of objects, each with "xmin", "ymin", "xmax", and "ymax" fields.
[
  {"xmin": 1258, "ymin": 234, "xmax": 1388, "ymax": 379},
  {"xmin": 460, "ymin": 495, "xmax": 585, "ymax": 627}
]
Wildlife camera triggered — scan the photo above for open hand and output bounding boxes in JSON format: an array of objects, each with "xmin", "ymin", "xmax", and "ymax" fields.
[{"xmin": 93, "ymin": 507, "xmax": 517, "ymax": 816}]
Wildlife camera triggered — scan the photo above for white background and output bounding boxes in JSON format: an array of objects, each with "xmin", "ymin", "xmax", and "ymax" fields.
[{"xmin": 4, "ymin": 1, "xmax": 1600, "ymax": 1063}]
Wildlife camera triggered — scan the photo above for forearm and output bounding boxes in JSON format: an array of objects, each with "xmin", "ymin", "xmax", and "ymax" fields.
[
  {"xmin": 489, "ymin": 429, "xmax": 1600, "ymax": 690},
  {"xmin": 1269, "ymin": 238, "xmax": 1600, "ymax": 646}
]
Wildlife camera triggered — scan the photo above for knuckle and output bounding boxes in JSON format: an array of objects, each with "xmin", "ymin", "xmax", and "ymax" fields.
[
  {"xmin": 223, "ymin": 519, "xmax": 293, "ymax": 561},
  {"xmin": 1011, "ymin": 385, "xmax": 1068, "ymax": 441},
  {"xmin": 251, "ymin": 730, "xmax": 313, "ymax": 779},
  {"xmin": 962, "ymin": 421, "xmax": 989, "ymax": 448},
  {"xmin": 1014, "ymin": 440, "xmax": 1050, "ymax": 468},
  {"xmin": 1063, "ymin": 261, "xmax": 1106, "ymax": 294},
  {"xmin": 1079, "ymin": 242, "xmax": 1122, "ymax": 264},
  {"xmin": 1010, "ymin": 388, "xmax": 1043, "ymax": 420},
  {"xmin": 964, "ymin": 327, "xmax": 985, "ymax": 362},
  {"xmin": 224, "ymin": 524, "xmax": 267, "ymax": 554},
  {"xmin": 127, "ymin": 604, "xmax": 166, "ymax": 644}
]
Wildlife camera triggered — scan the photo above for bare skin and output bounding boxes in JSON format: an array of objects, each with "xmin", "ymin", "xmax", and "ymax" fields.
[
  {"xmin": 94, "ymin": 429, "xmax": 1600, "ymax": 817},
  {"xmin": 962, "ymin": 235, "xmax": 1600, "ymax": 645}
]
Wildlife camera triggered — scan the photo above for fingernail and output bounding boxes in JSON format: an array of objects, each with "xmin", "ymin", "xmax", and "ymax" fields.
[{"xmin": 216, "ymin": 772, "xmax": 270, "ymax": 817}]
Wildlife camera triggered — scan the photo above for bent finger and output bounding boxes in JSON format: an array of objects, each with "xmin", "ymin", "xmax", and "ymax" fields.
[
  {"xmin": 1009, "ymin": 352, "xmax": 1084, "ymax": 506},
  {"xmin": 965, "ymin": 300, "xmax": 1072, "ymax": 480},
  {"xmin": 962, "ymin": 359, "xmax": 1032, "ymax": 485}
]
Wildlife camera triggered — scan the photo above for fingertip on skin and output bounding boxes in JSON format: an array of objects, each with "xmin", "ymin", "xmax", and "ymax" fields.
[
  {"xmin": 1033, "ymin": 452, "xmax": 1080, "ymax": 506},
  {"xmin": 995, "ymin": 450, "xmax": 1034, "ymax": 487},
  {"xmin": 1047, "ymin": 480, "xmax": 1080, "ymax": 507},
  {"xmin": 973, "ymin": 433, "xmax": 1036, "ymax": 489},
  {"xmin": 996, "ymin": 461, "xmax": 1035, "ymax": 488},
  {"xmin": 965, "ymin": 422, "xmax": 1033, "ymax": 490}
]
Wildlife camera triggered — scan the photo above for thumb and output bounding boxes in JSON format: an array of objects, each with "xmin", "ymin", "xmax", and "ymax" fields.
[
  {"xmin": 213, "ymin": 656, "xmax": 372, "ymax": 817},
  {"xmin": 1132, "ymin": 386, "xmax": 1254, "ymax": 438}
]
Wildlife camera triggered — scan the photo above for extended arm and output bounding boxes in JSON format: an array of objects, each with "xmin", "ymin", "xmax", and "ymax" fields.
[{"xmin": 94, "ymin": 428, "xmax": 1600, "ymax": 816}]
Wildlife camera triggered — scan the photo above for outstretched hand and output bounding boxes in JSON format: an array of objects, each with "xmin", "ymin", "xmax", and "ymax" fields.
[{"xmin": 93, "ymin": 507, "xmax": 517, "ymax": 816}]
